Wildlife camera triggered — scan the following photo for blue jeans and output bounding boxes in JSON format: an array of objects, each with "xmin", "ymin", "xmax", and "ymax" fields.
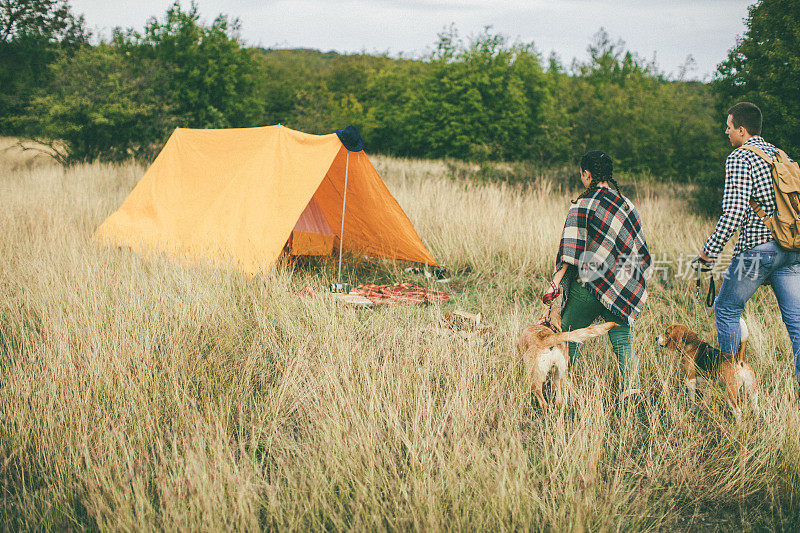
[{"xmin": 714, "ymin": 240, "xmax": 800, "ymax": 389}]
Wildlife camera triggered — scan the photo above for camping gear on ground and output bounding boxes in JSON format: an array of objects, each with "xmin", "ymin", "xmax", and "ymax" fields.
[
  {"xmin": 352, "ymin": 283, "xmax": 449, "ymax": 305},
  {"xmin": 329, "ymin": 282, "xmax": 351, "ymax": 293},
  {"xmin": 403, "ymin": 265, "xmax": 451, "ymax": 283},
  {"xmin": 741, "ymin": 145, "xmax": 800, "ymax": 251},
  {"xmin": 295, "ymin": 283, "xmax": 448, "ymax": 307},
  {"xmin": 93, "ymin": 125, "xmax": 437, "ymax": 275},
  {"xmin": 429, "ymin": 266, "xmax": 451, "ymax": 283}
]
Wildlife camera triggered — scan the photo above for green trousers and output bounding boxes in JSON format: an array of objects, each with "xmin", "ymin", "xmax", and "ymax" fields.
[{"xmin": 560, "ymin": 280, "xmax": 639, "ymax": 392}]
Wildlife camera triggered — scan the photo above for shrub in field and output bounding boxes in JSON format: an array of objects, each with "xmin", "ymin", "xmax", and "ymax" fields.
[
  {"xmin": 18, "ymin": 1, "xmax": 266, "ymax": 163},
  {"xmin": 561, "ymin": 30, "xmax": 728, "ymax": 178},
  {"xmin": 397, "ymin": 28, "xmax": 546, "ymax": 162},
  {"xmin": 25, "ymin": 44, "xmax": 170, "ymax": 163},
  {"xmin": 116, "ymin": 2, "xmax": 266, "ymax": 131},
  {"xmin": 689, "ymin": 168, "xmax": 725, "ymax": 220},
  {"xmin": 0, "ymin": 0, "xmax": 89, "ymax": 134}
]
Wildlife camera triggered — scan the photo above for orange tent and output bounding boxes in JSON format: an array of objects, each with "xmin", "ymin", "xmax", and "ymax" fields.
[{"xmin": 93, "ymin": 125, "xmax": 437, "ymax": 274}]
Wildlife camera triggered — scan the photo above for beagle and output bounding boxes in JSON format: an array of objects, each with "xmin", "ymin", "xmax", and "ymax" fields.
[
  {"xmin": 519, "ymin": 306, "xmax": 619, "ymax": 411},
  {"xmin": 656, "ymin": 318, "xmax": 758, "ymax": 421}
]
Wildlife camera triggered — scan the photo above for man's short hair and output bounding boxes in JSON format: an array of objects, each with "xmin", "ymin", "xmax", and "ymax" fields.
[{"xmin": 727, "ymin": 102, "xmax": 762, "ymax": 136}]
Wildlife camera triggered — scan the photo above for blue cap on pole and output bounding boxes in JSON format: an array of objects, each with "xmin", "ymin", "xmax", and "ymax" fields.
[{"xmin": 335, "ymin": 125, "xmax": 364, "ymax": 152}]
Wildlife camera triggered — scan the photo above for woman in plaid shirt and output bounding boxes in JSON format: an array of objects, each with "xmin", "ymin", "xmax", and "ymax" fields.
[{"xmin": 544, "ymin": 151, "xmax": 653, "ymax": 400}]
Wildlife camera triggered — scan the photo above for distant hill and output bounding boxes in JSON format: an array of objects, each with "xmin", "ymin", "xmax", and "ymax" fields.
[
  {"xmin": 253, "ymin": 48, "xmax": 343, "ymax": 73},
  {"xmin": 253, "ymin": 47, "xmax": 417, "ymax": 79}
]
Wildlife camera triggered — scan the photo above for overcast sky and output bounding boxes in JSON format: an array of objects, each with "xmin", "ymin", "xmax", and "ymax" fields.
[{"xmin": 71, "ymin": 0, "xmax": 754, "ymax": 80}]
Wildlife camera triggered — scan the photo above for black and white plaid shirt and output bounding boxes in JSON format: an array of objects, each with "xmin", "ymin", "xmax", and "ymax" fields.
[{"xmin": 703, "ymin": 136, "xmax": 779, "ymax": 259}]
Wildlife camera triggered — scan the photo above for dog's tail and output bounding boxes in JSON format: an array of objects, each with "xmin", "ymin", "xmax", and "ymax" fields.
[
  {"xmin": 541, "ymin": 322, "xmax": 619, "ymax": 349},
  {"xmin": 737, "ymin": 317, "xmax": 749, "ymax": 363}
]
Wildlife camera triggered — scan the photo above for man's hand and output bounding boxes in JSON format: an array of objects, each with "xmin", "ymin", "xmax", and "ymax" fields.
[{"xmin": 690, "ymin": 252, "xmax": 714, "ymax": 272}]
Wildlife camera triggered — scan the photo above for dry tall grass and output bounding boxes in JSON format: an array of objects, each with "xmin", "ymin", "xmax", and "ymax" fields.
[{"xmin": 1, "ymin": 145, "xmax": 798, "ymax": 530}]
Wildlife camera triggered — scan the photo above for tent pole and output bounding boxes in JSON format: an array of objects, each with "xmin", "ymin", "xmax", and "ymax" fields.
[{"xmin": 337, "ymin": 151, "xmax": 350, "ymax": 284}]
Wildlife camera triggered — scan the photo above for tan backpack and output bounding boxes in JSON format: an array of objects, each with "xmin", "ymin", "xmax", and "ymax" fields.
[{"xmin": 740, "ymin": 145, "xmax": 800, "ymax": 250}]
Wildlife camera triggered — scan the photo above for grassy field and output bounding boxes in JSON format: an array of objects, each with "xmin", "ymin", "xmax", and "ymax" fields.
[{"xmin": 1, "ymin": 139, "xmax": 799, "ymax": 530}]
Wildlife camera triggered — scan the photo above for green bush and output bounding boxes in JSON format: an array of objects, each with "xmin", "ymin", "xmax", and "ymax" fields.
[
  {"xmin": 0, "ymin": 0, "xmax": 89, "ymax": 135},
  {"xmin": 26, "ymin": 44, "xmax": 169, "ymax": 163},
  {"xmin": 689, "ymin": 168, "xmax": 725, "ymax": 219}
]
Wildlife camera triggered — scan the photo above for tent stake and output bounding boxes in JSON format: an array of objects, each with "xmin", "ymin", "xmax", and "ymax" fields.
[{"xmin": 337, "ymin": 151, "xmax": 350, "ymax": 284}]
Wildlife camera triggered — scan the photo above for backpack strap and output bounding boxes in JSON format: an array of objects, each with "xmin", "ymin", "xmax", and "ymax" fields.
[
  {"xmin": 749, "ymin": 197, "xmax": 769, "ymax": 221},
  {"xmin": 738, "ymin": 144, "xmax": 775, "ymax": 164}
]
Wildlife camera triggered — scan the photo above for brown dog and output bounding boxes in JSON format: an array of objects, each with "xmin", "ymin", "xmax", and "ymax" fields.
[
  {"xmin": 656, "ymin": 318, "xmax": 758, "ymax": 421},
  {"xmin": 519, "ymin": 306, "xmax": 619, "ymax": 410}
]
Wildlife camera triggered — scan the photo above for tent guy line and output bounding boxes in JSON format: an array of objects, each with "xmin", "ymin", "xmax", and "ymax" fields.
[{"xmin": 338, "ymin": 150, "xmax": 350, "ymax": 285}]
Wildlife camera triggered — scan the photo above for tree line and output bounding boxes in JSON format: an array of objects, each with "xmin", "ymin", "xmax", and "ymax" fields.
[{"xmin": 1, "ymin": 0, "xmax": 796, "ymax": 181}]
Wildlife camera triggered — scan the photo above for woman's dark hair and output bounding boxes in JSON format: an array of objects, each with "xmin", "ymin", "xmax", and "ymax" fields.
[{"xmin": 574, "ymin": 150, "xmax": 622, "ymax": 202}]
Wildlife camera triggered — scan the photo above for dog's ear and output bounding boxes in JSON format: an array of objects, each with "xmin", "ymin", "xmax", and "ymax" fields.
[
  {"xmin": 673, "ymin": 326, "xmax": 687, "ymax": 346},
  {"xmin": 665, "ymin": 324, "xmax": 689, "ymax": 349},
  {"xmin": 668, "ymin": 325, "xmax": 704, "ymax": 355},
  {"xmin": 662, "ymin": 325, "xmax": 678, "ymax": 347}
]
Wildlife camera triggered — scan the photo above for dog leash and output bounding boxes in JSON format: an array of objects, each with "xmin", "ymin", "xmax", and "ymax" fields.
[
  {"xmin": 538, "ymin": 280, "xmax": 563, "ymax": 332},
  {"xmin": 542, "ymin": 280, "xmax": 561, "ymax": 305},
  {"xmin": 693, "ymin": 259, "xmax": 716, "ymax": 315},
  {"xmin": 537, "ymin": 305, "xmax": 559, "ymax": 332}
]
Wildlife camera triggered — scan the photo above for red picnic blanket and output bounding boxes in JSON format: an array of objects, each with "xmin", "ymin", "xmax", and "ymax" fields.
[{"xmin": 352, "ymin": 283, "xmax": 449, "ymax": 305}]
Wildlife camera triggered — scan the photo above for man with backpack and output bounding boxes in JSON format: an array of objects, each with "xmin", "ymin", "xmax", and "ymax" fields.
[{"xmin": 694, "ymin": 102, "xmax": 800, "ymax": 395}]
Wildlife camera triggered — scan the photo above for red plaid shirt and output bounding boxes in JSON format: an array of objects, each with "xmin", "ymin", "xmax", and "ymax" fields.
[{"xmin": 556, "ymin": 187, "xmax": 652, "ymax": 324}]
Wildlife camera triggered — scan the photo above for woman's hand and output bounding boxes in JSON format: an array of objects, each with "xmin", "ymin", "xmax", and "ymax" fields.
[
  {"xmin": 542, "ymin": 280, "xmax": 561, "ymax": 305},
  {"xmin": 543, "ymin": 263, "xmax": 568, "ymax": 305}
]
